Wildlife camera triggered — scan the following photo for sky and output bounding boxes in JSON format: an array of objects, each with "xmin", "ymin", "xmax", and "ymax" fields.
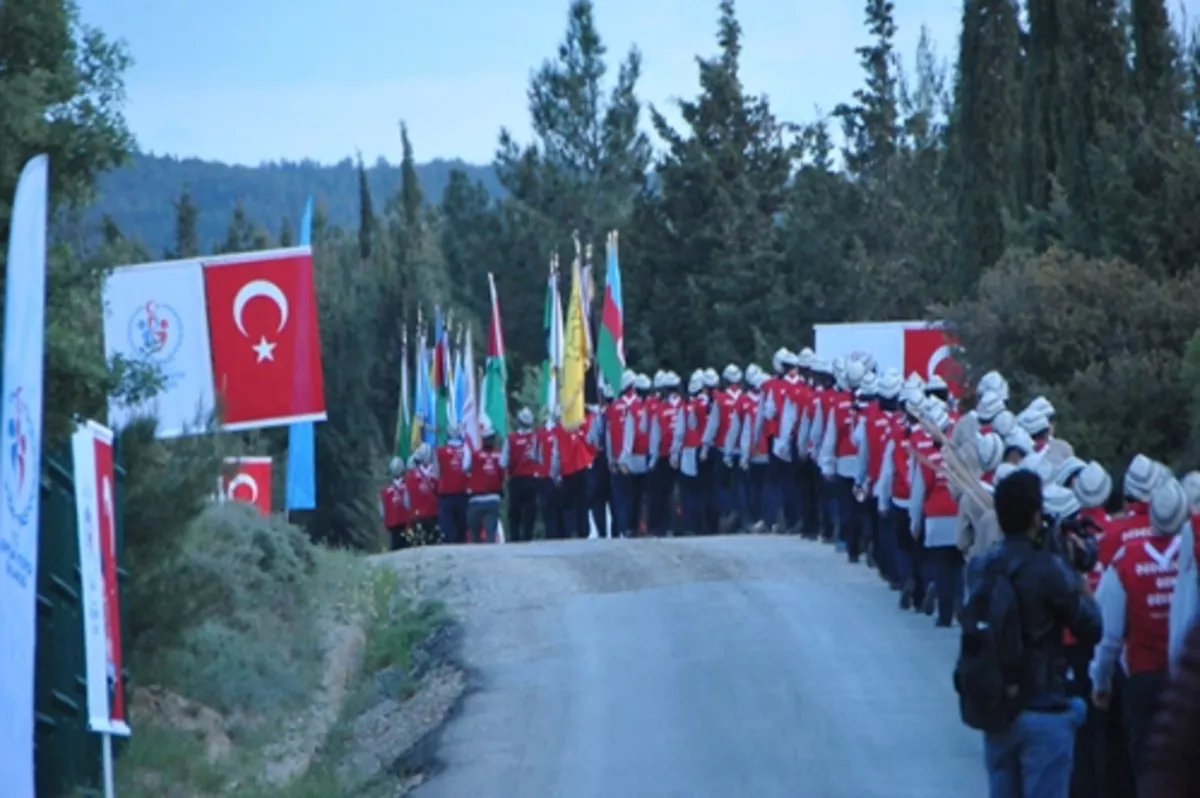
[{"xmin": 70, "ymin": 0, "xmax": 1179, "ymax": 168}]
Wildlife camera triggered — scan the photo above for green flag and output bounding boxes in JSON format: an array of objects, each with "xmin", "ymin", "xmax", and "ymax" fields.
[
  {"xmin": 394, "ymin": 329, "xmax": 412, "ymax": 460},
  {"xmin": 481, "ymin": 273, "xmax": 508, "ymax": 437}
]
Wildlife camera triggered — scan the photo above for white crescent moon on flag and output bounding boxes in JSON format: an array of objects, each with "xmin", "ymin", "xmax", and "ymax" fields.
[
  {"xmin": 226, "ymin": 473, "xmax": 259, "ymax": 503},
  {"xmin": 927, "ymin": 345, "xmax": 952, "ymax": 379},
  {"xmin": 232, "ymin": 279, "xmax": 289, "ymax": 337}
]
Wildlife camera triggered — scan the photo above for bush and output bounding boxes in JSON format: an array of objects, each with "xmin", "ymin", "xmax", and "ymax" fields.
[{"xmin": 941, "ymin": 246, "xmax": 1200, "ymax": 473}]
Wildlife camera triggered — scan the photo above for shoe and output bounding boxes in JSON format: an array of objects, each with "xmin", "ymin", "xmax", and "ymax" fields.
[
  {"xmin": 934, "ymin": 618, "xmax": 953, "ymax": 628},
  {"xmin": 900, "ymin": 586, "xmax": 913, "ymax": 610}
]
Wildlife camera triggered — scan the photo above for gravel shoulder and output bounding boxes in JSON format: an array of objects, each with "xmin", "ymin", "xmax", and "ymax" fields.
[{"xmin": 380, "ymin": 536, "xmax": 987, "ymax": 798}]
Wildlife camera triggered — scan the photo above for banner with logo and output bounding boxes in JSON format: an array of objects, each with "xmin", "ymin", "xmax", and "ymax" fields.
[
  {"xmin": 220, "ymin": 456, "xmax": 272, "ymax": 516},
  {"xmin": 0, "ymin": 154, "xmax": 49, "ymax": 798},
  {"xmin": 71, "ymin": 420, "xmax": 130, "ymax": 737},
  {"xmin": 102, "ymin": 247, "xmax": 326, "ymax": 438},
  {"xmin": 102, "ymin": 257, "xmax": 215, "ymax": 438}
]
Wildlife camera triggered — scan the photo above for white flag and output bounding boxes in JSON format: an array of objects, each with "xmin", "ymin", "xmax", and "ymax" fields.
[
  {"xmin": 0, "ymin": 154, "xmax": 49, "ymax": 798},
  {"xmin": 102, "ymin": 258, "xmax": 215, "ymax": 437}
]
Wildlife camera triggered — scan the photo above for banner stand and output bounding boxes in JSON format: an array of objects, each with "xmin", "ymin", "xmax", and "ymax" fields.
[{"xmin": 101, "ymin": 733, "xmax": 115, "ymax": 798}]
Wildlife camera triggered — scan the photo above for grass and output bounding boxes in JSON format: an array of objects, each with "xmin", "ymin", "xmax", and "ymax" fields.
[{"xmin": 115, "ymin": 548, "xmax": 449, "ymax": 798}]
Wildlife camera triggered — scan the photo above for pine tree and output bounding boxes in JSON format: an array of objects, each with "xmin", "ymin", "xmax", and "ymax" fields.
[
  {"xmin": 220, "ymin": 201, "xmax": 256, "ymax": 254},
  {"xmin": 279, "ymin": 216, "xmax": 294, "ymax": 247},
  {"xmin": 834, "ymin": 0, "xmax": 901, "ymax": 185},
  {"xmin": 950, "ymin": 0, "xmax": 1022, "ymax": 290},
  {"xmin": 356, "ymin": 153, "xmax": 374, "ymax": 261},
  {"xmin": 170, "ymin": 187, "xmax": 200, "ymax": 258}
]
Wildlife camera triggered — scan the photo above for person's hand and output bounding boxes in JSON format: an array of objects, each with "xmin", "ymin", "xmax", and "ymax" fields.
[{"xmin": 1092, "ymin": 690, "xmax": 1110, "ymax": 710}]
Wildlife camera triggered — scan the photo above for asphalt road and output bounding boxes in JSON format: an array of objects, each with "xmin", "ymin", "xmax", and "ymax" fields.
[{"xmin": 406, "ymin": 535, "xmax": 987, "ymax": 798}]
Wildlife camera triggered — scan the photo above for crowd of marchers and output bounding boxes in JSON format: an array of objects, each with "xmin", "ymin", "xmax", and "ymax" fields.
[{"xmin": 378, "ymin": 347, "xmax": 1200, "ymax": 797}]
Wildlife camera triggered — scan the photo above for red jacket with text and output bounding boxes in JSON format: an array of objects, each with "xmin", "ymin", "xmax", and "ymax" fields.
[
  {"xmin": 435, "ymin": 444, "xmax": 469, "ymax": 495},
  {"xmin": 507, "ymin": 429, "xmax": 539, "ymax": 479},
  {"xmin": 1113, "ymin": 535, "xmax": 1182, "ymax": 675}
]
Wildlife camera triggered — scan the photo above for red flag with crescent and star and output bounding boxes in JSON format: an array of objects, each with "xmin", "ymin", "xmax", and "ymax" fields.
[
  {"xmin": 220, "ymin": 456, "xmax": 272, "ymax": 516},
  {"xmin": 202, "ymin": 248, "xmax": 326, "ymax": 429},
  {"xmin": 903, "ymin": 325, "xmax": 965, "ymax": 397}
]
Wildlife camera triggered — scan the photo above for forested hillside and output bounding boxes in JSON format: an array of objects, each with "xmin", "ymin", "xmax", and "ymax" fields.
[{"xmin": 90, "ymin": 152, "xmax": 500, "ymax": 255}]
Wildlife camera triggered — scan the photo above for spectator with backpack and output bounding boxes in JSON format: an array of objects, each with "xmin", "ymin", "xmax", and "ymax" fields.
[{"xmin": 956, "ymin": 469, "xmax": 1102, "ymax": 797}]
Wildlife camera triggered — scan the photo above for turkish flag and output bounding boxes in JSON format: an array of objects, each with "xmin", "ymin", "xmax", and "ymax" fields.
[
  {"xmin": 221, "ymin": 456, "xmax": 272, "ymax": 516},
  {"xmin": 203, "ymin": 248, "xmax": 325, "ymax": 429},
  {"xmin": 903, "ymin": 325, "xmax": 965, "ymax": 396}
]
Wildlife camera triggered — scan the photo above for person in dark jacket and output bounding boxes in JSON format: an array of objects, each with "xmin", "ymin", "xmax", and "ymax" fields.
[{"xmin": 983, "ymin": 469, "xmax": 1104, "ymax": 798}]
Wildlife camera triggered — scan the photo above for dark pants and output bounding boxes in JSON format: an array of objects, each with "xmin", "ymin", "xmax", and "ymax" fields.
[
  {"xmin": 1123, "ymin": 670, "xmax": 1166, "ymax": 783},
  {"xmin": 700, "ymin": 457, "xmax": 718, "ymax": 534},
  {"xmin": 680, "ymin": 473, "xmax": 705, "ymax": 535},
  {"xmin": 765, "ymin": 453, "xmax": 790, "ymax": 529},
  {"xmin": 588, "ymin": 456, "xmax": 610, "ymax": 537},
  {"xmin": 387, "ymin": 525, "xmax": 410, "ymax": 551},
  {"xmin": 437, "ymin": 493, "xmax": 468, "ymax": 544},
  {"xmin": 628, "ymin": 471, "xmax": 647, "ymax": 534},
  {"xmin": 834, "ymin": 476, "xmax": 861, "ymax": 560},
  {"xmin": 861, "ymin": 500, "xmax": 883, "ymax": 574},
  {"xmin": 800, "ymin": 458, "xmax": 822, "ymax": 537},
  {"xmin": 891, "ymin": 503, "xmax": 928, "ymax": 608},
  {"xmin": 1097, "ymin": 669, "xmax": 1137, "ymax": 798},
  {"xmin": 560, "ymin": 470, "xmax": 589, "ymax": 538},
  {"xmin": 714, "ymin": 455, "xmax": 745, "ymax": 531},
  {"xmin": 539, "ymin": 477, "xmax": 563, "ymax": 539},
  {"xmin": 466, "ymin": 495, "xmax": 501, "ymax": 543},
  {"xmin": 648, "ymin": 459, "xmax": 676, "ymax": 536},
  {"xmin": 507, "ymin": 475, "xmax": 538, "ymax": 543},
  {"xmin": 1064, "ymin": 643, "xmax": 1100, "ymax": 798},
  {"xmin": 928, "ymin": 545, "xmax": 963, "ymax": 625},
  {"xmin": 873, "ymin": 506, "xmax": 900, "ymax": 586},
  {"xmin": 746, "ymin": 462, "xmax": 767, "ymax": 525},
  {"xmin": 610, "ymin": 470, "xmax": 632, "ymax": 535}
]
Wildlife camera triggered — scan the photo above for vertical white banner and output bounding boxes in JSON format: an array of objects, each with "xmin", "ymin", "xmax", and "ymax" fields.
[
  {"xmin": 72, "ymin": 423, "xmax": 111, "ymax": 732},
  {"xmin": 0, "ymin": 154, "xmax": 49, "ymax": 798},
  {"xmin": 102, "ymin": 258, "xmax": 215, "ymax": 438}
]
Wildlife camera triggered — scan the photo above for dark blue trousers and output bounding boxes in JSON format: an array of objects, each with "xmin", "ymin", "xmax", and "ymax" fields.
[
  {"xmin": 610, "ymin": 470, "xmax": 631, "ymax": 535},
  {"xmin": 929, "ymin": 544, "xmax": 963, "ymax": 625},
  {"xmin": 746, "ymin": 462, "xmax": 768, "ymax": 525},
  {"xmin": 588, "ymin": 456, "xmax": 611, "ymax": 537},
  {"xmin": 437, "ymin": 493, "xmax": 468, "ymax": 544},
  {"xmin": 539, "ymin": 477, "xmax": 563, "ymax": 539},
  {"xmin": 680, "ymin": 473, "xmax": 705, "ymax": 534},
  {"xmin": 648, "ymin": 459, "xmax": 676, "ymax": 536},
  {"xmin": 834, "ymin": 476, "xmax": 861, "ymax": 560},
  {"xmin": 506, "ymin": 476, "xmax": 538, "ymax": 543}
]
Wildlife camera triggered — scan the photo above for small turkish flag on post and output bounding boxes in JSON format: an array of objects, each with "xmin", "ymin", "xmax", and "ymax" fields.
[
  {"xmin": 221, "ymin": 456, "xmax": 272, "ymax": 516},
  {"xmin": 203, "ymin": 247, "xmax": 326, "ymax": 430}
]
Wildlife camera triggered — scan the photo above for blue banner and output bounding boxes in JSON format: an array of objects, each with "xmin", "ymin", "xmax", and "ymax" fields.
[{"xmin": 285, "ymin": 197, "xmax": 316, "ymax": 510}]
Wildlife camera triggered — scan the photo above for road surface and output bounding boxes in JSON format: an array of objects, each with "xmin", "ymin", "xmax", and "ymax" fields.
[{"xmin": 396, "ymin": 535, "xmax": 987, "ymax": 798}]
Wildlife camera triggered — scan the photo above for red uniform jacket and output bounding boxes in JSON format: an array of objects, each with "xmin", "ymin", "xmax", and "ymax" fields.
[
  {"xmin": 508, "ymin": 429, "xmax": 539, "ymax": 478},
  {"xmin": 405, "ymin": 468, "xmax": 439, "ymax": 521},
  {"xmin": 435, "ymin": 444, "xmax": 469, "ymax": 495},
  {"xmin": 469, "ymin": 447, "xmax": 506, "ymax": 495},
  {"xmin": 380, "ymin": 480, "xmax": 408, "ymax": 528},
  {"xmin": 1114, "ymin": 535, "xmax": 1183, "ymax": 675}
]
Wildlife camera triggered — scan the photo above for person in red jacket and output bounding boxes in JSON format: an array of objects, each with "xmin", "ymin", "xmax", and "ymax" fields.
[
  {"xmin": 678, "ymin": 370, "xmax": 709, "ymax": 535},
  {"xmin": 1091, "ymin": 478, "xmax": 1191, "ymax": 783},
  {"xmin": 405, "ymin": 446, "xmax": 440, "ymax": 545},
  {"xmin": 875, "ymin": 385, "xmax": 932, "ymax": 614},
  {"xmin": 432, "ymin": 425, "xmax": 470, "ymax": 544},
  {"xmin": 466, "ymin": 422, "xmax": 508, "ymax": 543},
  {"xmin": 553, "ymin": 412, "xmax": 593, "ymax": 539},
  {"xmin": 740, "ymin": 365, "xmax": 771, "ymax": 531},
  {"xmin": 647, "ymin": 371, "xmax": 684, "ymax": 536},
  {"xmin": 628, "ymin": 373, "xmax": 653, "ymax": 534},
  {"xmin": 607, "ymin": 370, "xmax": 638, "ymax": 538},
  {"xmin": 820, "ymin": 357, "xmax": 867, "ymax": 560},
  {"xmin": 379, "ymin": 457, "xmax": 411, "ymax": 551},
  {"xmin": 506, "ymin": 407, "xmax": 540, "ymax": 542},
  {"xmin": 536, "ymin": 409, "xmax": 564, "ymax": 539},
  {"xmin": 909, "ymin": 400, "xmax": 960, "ymax": 626},
  {"xmin": 587, "ymin": 385, "xmax": 612, "ymax": 538},
  {"xmin": 712, "ymin": 364, "xmax": 746, "ymax": 533}
]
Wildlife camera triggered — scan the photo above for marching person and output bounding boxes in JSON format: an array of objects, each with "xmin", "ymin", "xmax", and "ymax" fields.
[
  {"xmin": 876, "ymin": 383, "xmax": 930, "ymax": 613},
  {"xmin": 740, "ymin": 365, "xmax": 771, "ymax": 532},
  {"xmin": 586, "ymin": 391, "xmax": 610, "ymax": 538},
  {"xmin": 406, "ymin": 446, "xmax": 439, "ymax": 545},
  {"xmin": 648, "ymin": 371, "xmax": 684, "ymax": 537},
  {"xmin": 820, "ymin": 357, "xmax": 866, "ymax": 560},
  {"xmin": 679, "ymin": 370, "xmax": 710, "ymax": 536},
  {"xmin": 858, "ymin": 369, "xmax": 903, "ymax": 586},
  {"xmin": 764, "ymin": 350, "xmax": 805, "ymax": 534},
  {"xmin": 712, "ymin": 364, "xmax": 746, "ymax": 533},
  {"xmin": 803, "ymin": 358, "xmax": 836, "ymax": 543},
  {"xmin": 553, "ymin": 413, "xmax": 593, "ymax": 539},
  {"xmin": 380, "ymin": 457, "xmax": 410, "ymax": 551},
  {"xmin": 909, "ymin": 400, "xmax": 961, "ymax": 626},
  {"xmin": 629, "ymin": 372, "xmax": 653, "ymax": 535},
  {"xmin": 507, "ymin": 407, "xmax": 540, "ymax": 543},
  {"xmin": 432, "ymin": 424, "xmax": 470, "ymax": 544},
  {"xmin": 1091, "ymin": 478, "xmax": 1190, "ymax": 784},
  {"xmin": 465, "ymin": 422, "xmax": 507, "ymax": 543},
  {"xmin": 608, "ymin": 370, "xmax": 638, "ymax": 538},
  {"xmin": 536, "ymin": 408, "xmax": 564, "ymax": 540},
  {"xmin": 700, "ymin": 367, "xmax": 721, "ymax": 534}
]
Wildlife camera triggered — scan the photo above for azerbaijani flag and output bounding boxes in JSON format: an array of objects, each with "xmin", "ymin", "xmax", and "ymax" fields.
[
  {"xmin": 480, "ymin": 272, "xmax": 508, "ymax": 438},
  {"xmin": 596, "ymin": 230, "xmax": 624, "ymax": 394}
]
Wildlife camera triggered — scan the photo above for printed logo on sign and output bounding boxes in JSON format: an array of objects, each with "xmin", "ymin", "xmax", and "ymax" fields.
[
  {"xmin": 4, "ymin": 386, "xmax": 37, "ymax": 530},
  {"xmin": 127, "ymin": 300, "xmax": 183, "ymax": 364}
]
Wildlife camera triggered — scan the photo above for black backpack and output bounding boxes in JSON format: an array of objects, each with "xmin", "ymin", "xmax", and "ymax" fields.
[{"xmin": 953, "ymin": 555, "xmax": 1027, "ymax": 733}]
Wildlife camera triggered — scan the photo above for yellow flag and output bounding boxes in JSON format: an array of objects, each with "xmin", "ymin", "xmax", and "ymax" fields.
[{"xmin": 560, "ymin": 256, "xmax": 588, "ymax": 429}]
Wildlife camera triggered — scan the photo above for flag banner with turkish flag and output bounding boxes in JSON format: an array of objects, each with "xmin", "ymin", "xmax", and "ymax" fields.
[
  {"xmin": 202, "ymin": 247, "xmax": 325, "ymax": 430},
  {"xmin": 220, "ymin": 456, "xmax": 272, "ymax": 516},
  {"xmin": 903, "ymin": 324, "xmax": 965, "ymax": 396},
  {"xmin": 102, "ymin": 257, "xmax": 217, "ymax": 439},
  {"xmin": 70, "ymin": 420, "xmax": 130, "ymax": 737}
]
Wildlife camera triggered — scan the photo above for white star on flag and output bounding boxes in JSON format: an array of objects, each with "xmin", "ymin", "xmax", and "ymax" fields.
[{"xmin": 252, "ymin": 336, "xmax": 276, "ymax": 362}]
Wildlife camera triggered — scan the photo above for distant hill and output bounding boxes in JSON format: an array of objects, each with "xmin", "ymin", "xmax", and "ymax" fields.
[{"xmin": 89, "ymin": 152, "xmax": 502, "ymax": 255}]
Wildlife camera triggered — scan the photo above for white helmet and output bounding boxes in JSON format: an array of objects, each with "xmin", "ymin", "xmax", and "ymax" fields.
[
  {"xmin": 480, "ymin": 420, "xmax": 495, "ymax": 438},
  {"xmin": 702, "ymin": 368, "xmax": 719, "ymax": 388},
  {"xmin": 845, "ymin": 359, "xmax": 866, "ymax": 388},
  {"xmin": 634, "ymin": 373, "xmax": 651, "ymax": 391},
  {"xmin": 652, "ymin": 370, "xmax": 667, "ymax": 390},
  {"xmin": 388, "ymin": 456, "xmax": 405, "ymax": 477},
  {"xmin": 688, "ymin": 370, "xmax": 705, "ymax": 394},
  {"xmin": 620, "ymin": 369, "xmax": 637, "ymax": 392},
  {"xmin": 772, "ymin": 348, "xmax": 790, "ymax": 373},
  {"xmin": 516, "ymin": 407, "xmax": 534, "ymax": 426},
  {"xmin": 722, "ymin": 363, "xmax": 743, "ymax": 383}
]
